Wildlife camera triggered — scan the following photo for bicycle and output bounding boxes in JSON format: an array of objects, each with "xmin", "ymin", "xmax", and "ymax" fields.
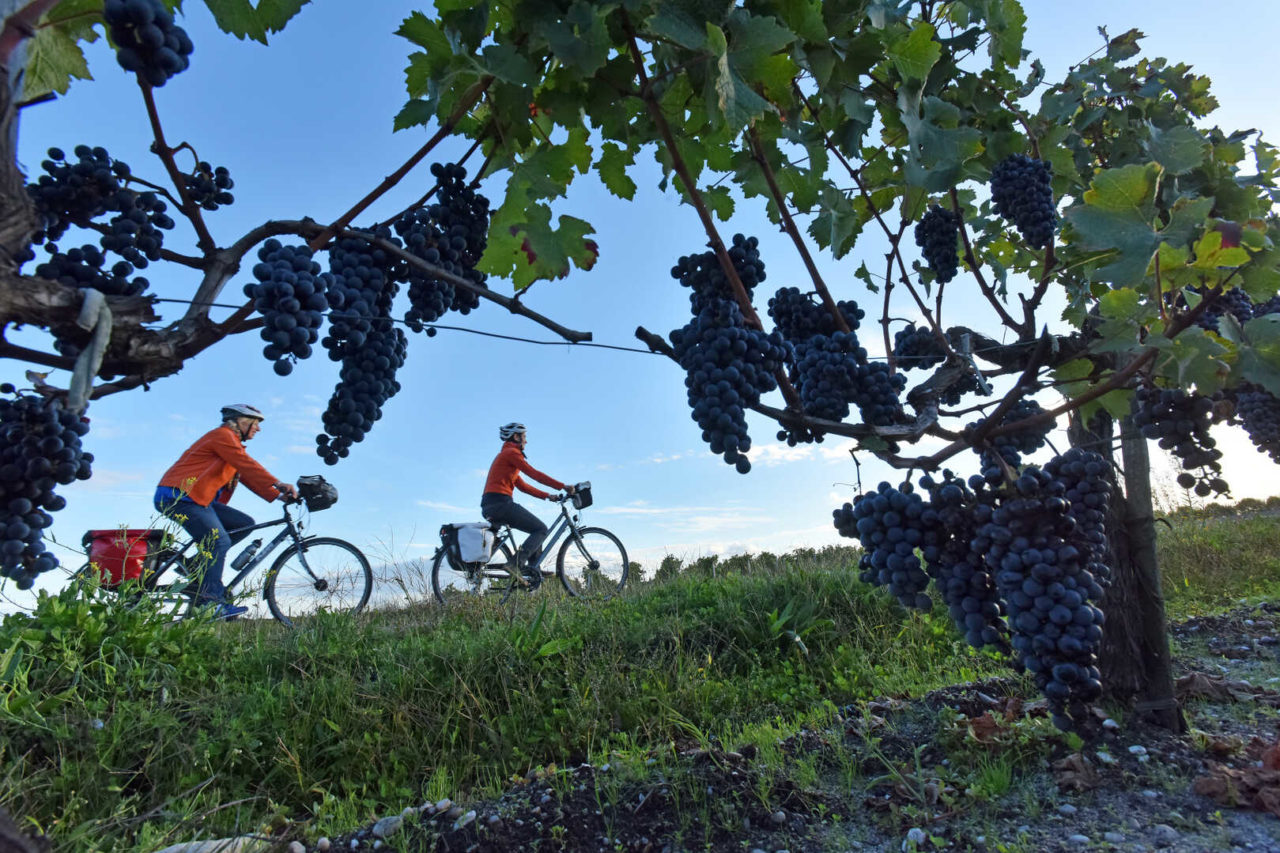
[
  {"xmin": 79, "ymin": 475, "xmax": 372, "ymax": 627},
  {"xmin": 430, "ymin": 482, "xmax": 628, "ymax": 605}
]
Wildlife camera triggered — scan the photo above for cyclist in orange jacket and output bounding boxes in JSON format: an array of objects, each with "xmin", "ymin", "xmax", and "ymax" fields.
[
  {"xmin": 154, "ymin": 403, "xmax": 299, "ymax": 618},
  {"xmin": 481, "ymin": 422, "xmax": 575, "ymax": 585}
]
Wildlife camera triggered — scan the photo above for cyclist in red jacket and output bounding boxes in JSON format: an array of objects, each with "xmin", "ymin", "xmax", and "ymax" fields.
[
  {"xmin": 155, "ymin": 403, "xmax": 298, "ymax": 618},
  {"xmin": 481, "ymin": 422, "xmax": 575, "ymax": 585}
]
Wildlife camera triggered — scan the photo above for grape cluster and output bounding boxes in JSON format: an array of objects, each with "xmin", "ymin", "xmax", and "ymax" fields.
[
  {"xmin": 673, "ymin": 234, "xmax": 765, "ymax": 313},
  {"xmin": 833, "ymin": 481, "xmax": 932, "ymax": 611},
  {"xmin": 990, "ymin": 154, "xmax": 1057, "ymax": 250},
  {"xmin": 103, "ymin": 0, "xmax": 194, "ymax": 87},
  {"xmin": 396, "ymin": 162, "xmax": 491, "ymax": 330},
  {"xmin": 26, "ymin": 146, "xmax": 127, "ymax": 239},
  {"xmin": 1191, "ymin": 286, "xmax": 1253, "ymax": 333},
  {"xmin": 1045, "ymin": 449, "xmax": 1113, "ymax": 587},
  {"xmin": 767, "ymin": 287, "xmax": 863, "ymax": 340},
  {"xmin": 792, "ymin": 332, "xmax": 870, "ymax": 421},
  {"xmin": 25, "ymin": 146, "xmax": 173, "ymax": 303},
  {"xmin": 1131, "ymin": 385, "xmax": 1227, "ymax": 496},
  {"xmin": 913, "ymin": 204, "xmax": 960, "ymax": 282},
  {"xmin": 243, "ymin": 240, "xmax": 327, "ymax": 377},
  {"xmin": 183, "ymin": 162, "xmax": 235, "ymax": 210},
  {"xmin": 0, "ymin": 387, "xmax": 93, "ymax": 589},
  {"xmin": 670, "ymin": 299, "xmax": 787, "ymax": 474},
  {"xmin": 965, "ymin": 398, "xmax": 1052, "ymax": 470},
  {"xmin": 918, "ymin": 471, "xmax": 1007, "ymax": 650},
  {"xmin": 1233, "ymin": 384, "xmax": 1280, "ymax": 464},
  {"xmin": 315, "ymin": 233, "xmax": 407, "ymax": 464},
  {"xmin": 974, "ymin": 467, "xmax": 1106, "ymax": 731},
  {"xmin": 892, "ymin": 324, "xmax": 946, "ymax": 371}
]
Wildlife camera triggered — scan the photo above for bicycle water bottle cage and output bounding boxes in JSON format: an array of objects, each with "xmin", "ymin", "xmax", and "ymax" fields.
[
  {"xmin": 297, "ymin": 475, "xmax": 338, "ymax": 511},
  {"xmin": 571, "ymin": 482, "xmax": 593, "ymax": 510}
]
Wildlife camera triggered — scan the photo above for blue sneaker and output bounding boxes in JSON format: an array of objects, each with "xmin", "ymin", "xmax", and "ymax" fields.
[{"xmin": 207, "ymin": 602, "xmax": 249, "ymax": 621}]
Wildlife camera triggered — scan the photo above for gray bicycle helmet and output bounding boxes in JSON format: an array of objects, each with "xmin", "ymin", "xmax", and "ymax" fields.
[
  {"xmin": 221, "ymin": 403, "xmax": 265, "ymax": 422},
  {"xmin": 499, "ymin": 422, "xmax": 526, "ymax": 441}
]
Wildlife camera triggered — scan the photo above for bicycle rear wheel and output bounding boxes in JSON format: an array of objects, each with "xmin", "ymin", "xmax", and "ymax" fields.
[
  {"xmin": 264, "ymin": 537, "xmax": 372, "ymax": 626},
  {"xmin": 432, "ymin": 542, "xmax": 516, "ymax": 605},
  {"xmin": 557, "ymin": 527, "xmax": 628, "ymax": 599}
]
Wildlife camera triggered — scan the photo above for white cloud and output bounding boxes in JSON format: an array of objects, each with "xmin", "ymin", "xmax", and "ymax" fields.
[
  {"xmin": 642, "ymin": 451, "xmax": 688, "ymax": 465},
  {"xmin": 745, "ymin": 442, "xmax": 814, "ymax": 465},
  {"xmin": 417, "ymin": 499, "xmax": 470, "ymax": 513},
  {"xmin": 596, "ymin": 500, "xmax": 749, "ymax": 517},
  {"xmin": 286, "ymin": 445, "xmax": 315, "ymax": 454}
]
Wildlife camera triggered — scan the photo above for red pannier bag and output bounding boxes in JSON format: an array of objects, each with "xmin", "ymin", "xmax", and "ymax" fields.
[{"xmin": 82, "ymin": 529, "xmax": 166, "ymax": 588}]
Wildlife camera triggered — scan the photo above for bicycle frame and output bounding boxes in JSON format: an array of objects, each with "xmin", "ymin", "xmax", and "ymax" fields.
[
  {"xmin": 484, "ymin": 499, "xmax": 581, "ymax": 576},
  {"xmin": 151, "ymin": 503, "xmax": 310, "ymax": 596}
]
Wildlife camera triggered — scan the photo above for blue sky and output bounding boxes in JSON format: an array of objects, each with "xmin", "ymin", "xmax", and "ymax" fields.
[{"xmin": 4, "ymin": 0, "xmax": 1279, "ymax": 610}]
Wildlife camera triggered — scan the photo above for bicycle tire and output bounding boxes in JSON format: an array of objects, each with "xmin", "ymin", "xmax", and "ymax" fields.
[
  {"xmin": 432, "ymin": 542, "xmax": 516, "ymax": 605},
  {"xmin": 557, "ymin": 527, "xmax": 628, "ymax": 599},
  {"xmin": 263, "ymin": 536, "xmax": 372, "ymax": 626}
]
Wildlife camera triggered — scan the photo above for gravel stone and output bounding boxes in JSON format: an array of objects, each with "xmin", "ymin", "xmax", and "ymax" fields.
[
  {"xmin": 1104, "ymin": 832, "xmax": 1125, "ymax": 843},
  {"xmin": 1068, "ymin": 835, "xmax": 1090, "ymax": 847},
  {"xmin": 771, "ymin": 810, "xmax": 787, "ymax": 825},
  {"xmin": 1152, "ymin": 824, "xmax": 1179, "ymax": 846},
  {"xmin": 1141, "ymin": 790, "xmax": 1161, "ymax": 799},
  {"xmin": 316, "ymin": 840, "xmax": 330, "ymax": 852},
  {"xmin": 289, "ymin": 843, "xmax": 305, "ymax": 853},
  {"xmin": 1057, "ymin": 803, "xmax": 1078, "ymax": 816},
  {"xmin": 371, "ymin": 816, "xmax": 402, "ymax": 839},
  {"xmin": 453, "ymin": 810, "xmax": 476, "ymax": 831}
]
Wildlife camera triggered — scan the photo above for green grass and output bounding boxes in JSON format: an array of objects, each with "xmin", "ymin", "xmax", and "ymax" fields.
[
  {"xmin": 4, "ymin": 510, "xmax": 1280, "ymax": 851},
  {"xmin": 1158, "ymin": 507, "xmax": 1280, "ymax": 618}
]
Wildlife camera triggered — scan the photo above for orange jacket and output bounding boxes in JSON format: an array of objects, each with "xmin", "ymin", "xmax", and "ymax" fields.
[
  {"xmin": 482, "ymin": 441, "xmax": 565, "ymax": 500},
  {"xmin": 157, "ymin": 425, "xmax": 283, "ymax": 507}
]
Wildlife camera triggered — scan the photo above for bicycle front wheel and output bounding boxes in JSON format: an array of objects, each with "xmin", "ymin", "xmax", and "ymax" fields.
[
  {"xmin": 432, "ymin": 542, "xmax": 515, "ymax": 605},
  {"xmin": 557, "ymin": 527, "xmax": 628, "ymax": 599},
  {"xmin": 264, "ymin": 537, "xmax": 372, "ymax": 626}
]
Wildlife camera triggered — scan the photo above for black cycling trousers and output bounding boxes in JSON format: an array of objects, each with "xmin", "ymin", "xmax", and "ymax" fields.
[{"xmin": 480, "ymin": 492, "xmax": 549, "ymax": 567}]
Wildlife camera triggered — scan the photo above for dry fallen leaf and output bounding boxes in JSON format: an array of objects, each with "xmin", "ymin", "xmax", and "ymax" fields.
[{"xmin": 1053, "ymin": 753, "xmax": 1100, "ymax": 791}]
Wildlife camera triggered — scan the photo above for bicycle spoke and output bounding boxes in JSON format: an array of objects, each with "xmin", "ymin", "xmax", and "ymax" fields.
[
  {"xmin": 558, "ymin": 528, "xmax": 627, "ymax": 598},
  {"xmin": 265, "ymin": 538, "xmax": 371, "ymax": 626}
]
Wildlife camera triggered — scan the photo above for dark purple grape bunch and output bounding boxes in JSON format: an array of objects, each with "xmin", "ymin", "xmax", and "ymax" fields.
[
  {"xmin": 422, "ymin": 162, "xmax": 491, "ymax": 316},
  {"xmin": 183, "ymin": 162, "xmax": 235, "ymax": 211},
  {"xmin": 892, "ymin": 324, "xmax": 946, "ymax": 371},
  {"xmin": 964, "ymin": 398, "xmax": 1052, "ymax": 471},
  {"xmin": 990, "ymin": 154, "xmax": 1057, "ymax": 250},
  {"xmin": 975, "ymin": 466, "xmax": 1106, "ymax": 731},
  {"xmin": 670, "ymin": 299, "xmax": 788, "ymax": 474},
  {"xmin": 25, "ymin": 146, "xmax": 172, "ymax": 312},
  {"xmin": 316, "ymin": 231, "xmax": 406, "ymax": 464},
  {"xmin": 1232, "ymin": 384, "xmax": 1280, "ymax": 464},
  {"xmin": 671, "ymin": 234, "xmax": 765, "ymax": 314},
  {"xmin": 103, "ymin": 0, "xmax": 194, "ymax": 87},
  {"xmin": 0, "ymin": 386, "xmax": 93, "ymax": 589},
  {"xmin": 917, "ymin": 470, "xmax": 1008, "ymax": 651},
  {"xmin": 244, "ymin": 240, "xmax": 328, "ymax": 377},
  {"xmin": 26, "ymin": 145, "xmax": 127, "ymax": 240},
  {"xmin": 767, "ymin": 287, "xmax": 863, "ymax": 342},
  {"xmin": 834, "ymin": 480, "xmax": 932, "ymax": 611},
  {"xmin": 1131, "ymin": 385, "xmax": 1227, "ymax": 497},
  {"xmin": 913, "ymin": 204, "xmax": 960, "ymax": 282}
]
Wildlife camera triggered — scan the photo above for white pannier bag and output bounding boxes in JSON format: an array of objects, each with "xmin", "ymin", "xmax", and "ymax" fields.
[{"xmin": 453, "ymin": 522, "xmax": 496, "ymax": 564}]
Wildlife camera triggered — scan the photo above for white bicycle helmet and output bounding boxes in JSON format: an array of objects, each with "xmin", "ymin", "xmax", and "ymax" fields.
[
  {"xmin": 498, "ymin": 422, "xmax": 526, "ymax": 441},
  {"xmin": 221, "ymin": 403, "xmax": 265, "ymax": 421}
]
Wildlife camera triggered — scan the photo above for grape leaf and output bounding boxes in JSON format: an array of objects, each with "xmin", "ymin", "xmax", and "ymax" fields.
[
  {"xmin": 897, "ymin": 84, "xmax": 983, "ymax": 192},
  {"xmin": 645, "ymin": 4, "xmax": 707, "ymax": 50},
  {"xmin": 985, "ymin": 0, "xmax": 1026, "ymax": 68},
  {"xmin": 21, "ymin": 22, "xmax": 91, "ymax": 101},
  {"xmin": 887, "ymin": 21, "xmax": 940, "ymax": 81},
  {"xmin": 1236, "ymin": 316, "xmax": 1280, "ymax": 397},
  {"xmin": 479, "ymin": 44, "xmax": 536, "ymax": 86},
  {"xmin": 1062, "ymin": 163, "xmax": 1162, "ymax": 287},
  {"xmin": 703, "ymin": 186, "xmax": 735, "ymax": 221},
  {"xmin": 596, "ymin": 143, "xmax": 637, "ymax": 200},
  {"xmin": 397, "ymin": 12, "xmax": 451, "ymax": 57},
  {"xmin": 204, "ymin": 0, "xmax": 311, "ymax": 44},
  {"xmin": 1092, "ymin": 288, "xmax": 1157, "ymax": 353},
  {"xmin": 540, "ymin": 1, "xmax": 612, "ymax": 77},
  {"xmin": 1144, "ymin": 122, "xmax": 1208, "ymax": 175},
  {"xmin": 1190, "ymin": 229, "xmax": 1251, "ymax": 270},
  {"xmin": 393, "ymin": 99, "xmax": 435, "ymax": 132},
  {"xmin": 725, "ymin": 8, "xmax": 796, "ymax": 77}
]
